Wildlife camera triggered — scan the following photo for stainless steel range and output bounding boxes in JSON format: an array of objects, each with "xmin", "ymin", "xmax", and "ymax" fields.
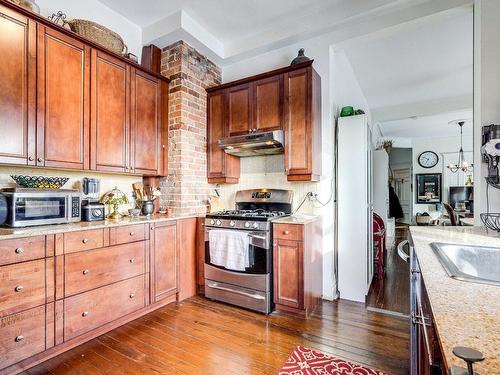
[{"xmin": 204, "ymin": 188, "xmax": 293, "ymax": 314}]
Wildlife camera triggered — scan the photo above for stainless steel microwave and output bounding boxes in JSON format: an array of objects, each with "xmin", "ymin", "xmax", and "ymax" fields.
[{"xmin": 1, "ymin": 188, "xmax": 82, "ymax": 227}]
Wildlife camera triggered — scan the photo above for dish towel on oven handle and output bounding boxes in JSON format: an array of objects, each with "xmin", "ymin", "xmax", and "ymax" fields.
[{"xmin": 208, "ymin": 229, "xmax": 250, "ymax": 271}]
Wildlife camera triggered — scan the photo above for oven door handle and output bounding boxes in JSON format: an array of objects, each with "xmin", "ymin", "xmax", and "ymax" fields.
[
  {"xmin": 248, "ymin": 233, "xmax": 266, "ymax": 241},
  {"xmin": 206, "ymin": 281, "xmax": 265, "ymax": 300}
]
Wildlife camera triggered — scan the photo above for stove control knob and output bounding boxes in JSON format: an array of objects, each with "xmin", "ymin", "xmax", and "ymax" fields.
[
  {"xmin": 216, "ymin": 220, "xmax": 222, "ymax": 226},
  {"xmin": 210, "ymin": 219, "xmax": 215, "ymax": 225},
  {"xmin": 244, "ymin": 221, "xmax": 250, "ymax": 228},
  {"xmin": 252, "ymin": 222, "xmax": 259, "ymax": 229},
  {"xmin": 230, "ymin": 220, "xmax": 235, "ymax": 227}
]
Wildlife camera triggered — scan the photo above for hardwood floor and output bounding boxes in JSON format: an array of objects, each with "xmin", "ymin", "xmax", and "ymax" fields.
[
  {"xmin": 24, "ymin": 296, "xmax": 409, "ymax": 375},
  {"xmin": 367, "ymin": 225, "xmax": 410, "ymax": 315}
]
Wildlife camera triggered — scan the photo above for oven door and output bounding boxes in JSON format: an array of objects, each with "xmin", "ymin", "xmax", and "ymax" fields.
[
  {"xmin": 205, "ymin": 227, "xmax": 271, "ymax": 274},
  {"xmin": 9, "ymin": 196, "xmax": 68, "ymax": 227}
]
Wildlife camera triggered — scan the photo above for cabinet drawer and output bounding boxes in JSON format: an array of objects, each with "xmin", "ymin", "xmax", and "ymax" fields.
[
  {"xmin": 0, "ymin": 259, "xmax": 47, "ymax": 317},
  {"xmin": 0, "ymin": 236, "xmax": 46, "ymax": 266},
  {"xmin": 273, "ymin": 224, "xmax": 302, "ymax": 241},
  {"xmin": 64, "ymin": 229, "xmax": 104, "ymax": 254},
  {"xmin": 64, "ymin": 242, "xmax": 146, "ymax": 297},
  {"xmin": 0, "ymin": 306, "xmax": 46, "ymax": 369},
  {"xmin": 64, "ymin": 275, "xmax": 146, "ymax": 341},
  {"xmin": 110, "ymin": 224, "xmax": 147, "ymax": 245}
]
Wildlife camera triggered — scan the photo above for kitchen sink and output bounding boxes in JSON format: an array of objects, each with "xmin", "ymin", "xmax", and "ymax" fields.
[{"xmin": 430, "ymin": 243, "xmax": 500, "ymax": 286}]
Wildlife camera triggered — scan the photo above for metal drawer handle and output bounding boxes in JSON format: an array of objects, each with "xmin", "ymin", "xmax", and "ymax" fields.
[
  {"xmin": 397, "ymin": 240, "xmax": 410, "ymax": 263},
  {"xmin": 14, "ymin": 285, "xmax": 24, "ymax": 292},
  {"xmin": 82, "ymin": 238, "xmax": 89, "ymax": 244},
  {"xmin": 129, "ymin": 293, "xmax": 135, "ymax": 298},
  {"xmin": 15, "ymin": 247, "xmax": 24, "ymax": 254},
  {"xmin": 82, "ymin": 269, "xmax": 90, "ymax": 275},
  {"xmin": 15, "ymin": 335, "xmax": 24, "ymax": 342},
  {"xmin": 206, "ymin": 281, "xmax": 265, "ymax": 300},
  {"xmin": 283, "ymin": 230, "xmax": 290, "ymax": 235},
  {"xmin": 129, "ymin": 258, "xmax": 135, "ymax": 263},
  {"xmin": 129, "ymin": 232, "xmax": 135, "ymax": 236},
  {"xmin": 82, "ymin": 311, "xmax": 89, "ymax": 317}
]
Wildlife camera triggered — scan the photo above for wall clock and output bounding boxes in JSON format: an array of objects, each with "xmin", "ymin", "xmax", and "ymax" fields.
[{"xmin": 418, "ymin": 151, "xmax": 439, "ymax": 168}]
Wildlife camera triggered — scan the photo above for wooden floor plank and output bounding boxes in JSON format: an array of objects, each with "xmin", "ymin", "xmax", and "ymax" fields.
[{"xmin": 27, "ymin": 296, "xmax": 409, "ymax": 375}]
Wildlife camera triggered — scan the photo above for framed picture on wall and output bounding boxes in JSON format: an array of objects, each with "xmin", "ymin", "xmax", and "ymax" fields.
[{"xmin": 416, "ymin": 173, "xmax": 442, "ymax": 204}]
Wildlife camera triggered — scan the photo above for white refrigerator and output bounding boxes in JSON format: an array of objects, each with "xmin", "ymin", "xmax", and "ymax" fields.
[{"xmin": 337, "ymin": 114, "xmax": 374, "ymax": 302}]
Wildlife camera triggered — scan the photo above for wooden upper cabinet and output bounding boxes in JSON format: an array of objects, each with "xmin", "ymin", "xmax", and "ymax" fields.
[
  {"xmin": 227, "ymin": 83, "xmax": 252, "ymax": 136},
  {"xmin": 152, "ymin": 222, "xmax": 178, "ymax": 302},
  {"xmin": 0, "ymin": 6, "xmax": 36, "ymax": 166},
  {"xmin": 253, "ymin": 75, "xmax": 283, "ymax": 132},
  {"xmin": 207, "ymin": 90, "xmax": 240, "ymax": 184},
  {"xmin": 37, "ymin": 26, "xmax": 90, "ymax": 170},
  {"xmin": 284, "ymin": 66, "xmax": 321, "ymax": 181},
  {"xmin": 90, "ymin": 50, "xmax": 130, "ymax": 173},
  {"xmin": 131, "ymin": 69, "xmax": 161, "ymax": 175}
]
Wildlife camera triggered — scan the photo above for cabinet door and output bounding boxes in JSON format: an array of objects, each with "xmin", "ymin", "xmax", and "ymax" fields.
[
  {"xmin": 0, "ymin": 7, "xmax": 36, "ymax": 166},
  {"xmin": 227, "ymin": 83, "xmax": 252, "ymax": 136},
  {"xmin": 91, "ymin": 50, "xmax": 130, "ymax": 172},
  {"xmin": 207, "ymin": 90, "xmax": 239, "ymax": 183},
  {"xmin": 131, "ymin": 69, "xmax": 161, "ymax": 175},
  {"xmin": 253, "ymin": 75, "xmax": 283, "ymax": 132},
  {"xmin": 273, "ymin": 239, "xmax": 303, "ymax": 309},
  {"xmin": 153, "ymin": 222, "xmax": 178, "ymax": 302},
  {"xmin": 284, "ymin": 67, "xmax": 312, "ymax": 177},
  {"xmin": 37, "ymin": 26, "xmax": 90, "ymax": 169}
]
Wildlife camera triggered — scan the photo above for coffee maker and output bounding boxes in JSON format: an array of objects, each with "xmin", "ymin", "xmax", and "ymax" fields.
[{"xmin": 81, "ymin": 178, "xmax": 105, "ymax": 221}]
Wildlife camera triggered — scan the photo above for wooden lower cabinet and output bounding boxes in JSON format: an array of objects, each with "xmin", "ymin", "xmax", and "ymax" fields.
[
  {"xmin": 0, "ymin": 259, "xmax": 50, "ymax": 317},
  {"xmin": 0, "ymin": 219, "xmax": 198, "ymax": 374},
  {"xmin": 0, "ymin": 306, "xmax": 47, "ymax": 369},
  {"xmin": 63, "ymin": 275, "xmax": 146, "ymax": 341},
  {"xmin": 151, "ymin": 221, "xmax": 178, "ymax": 302},
  {"xmin": 64, "ymin": 241, "xmax": 146, "ymax": 297},
  {"xmin": 273, "ymin": 220, "xmax": 322, "ymax": 316}
]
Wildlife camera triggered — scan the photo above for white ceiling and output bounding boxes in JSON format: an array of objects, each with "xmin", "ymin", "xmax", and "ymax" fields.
[
  {"xmin": 378, "ymin": 109, "xmax": 473, "ymax": 139},
  {"xmin": 96, "ymin": 0, "xmax": 470, "ymax": 65},
  {"xmin": 344, "ymin": 7, "xmax": 473, "ymax": 111}
]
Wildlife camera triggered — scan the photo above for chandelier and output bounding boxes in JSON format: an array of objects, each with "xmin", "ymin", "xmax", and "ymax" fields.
[{"xmin": 447, "ymin": 120, "xmax": 473, "ymax": 173}]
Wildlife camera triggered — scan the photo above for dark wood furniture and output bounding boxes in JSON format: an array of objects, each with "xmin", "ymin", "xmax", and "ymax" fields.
[
  {"xmin": 206, "ymin": 60, "xmax": 321, "ymax": 183},
  {"xmin": 273, "ymin": 219, "xmax": 322, "ymax": 317},
  {"xmin": 0, "ymin": 218, "xmax": 198, "ymax": 375},
  {"xmin": 0, "ymin": 1, "xmax": 168, "ymax": 177}
]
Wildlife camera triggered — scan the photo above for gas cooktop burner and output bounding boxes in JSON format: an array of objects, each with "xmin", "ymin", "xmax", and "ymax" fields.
[{"xmin": 208, "ymin": 209, "xmax": 287, "ymax": 220}]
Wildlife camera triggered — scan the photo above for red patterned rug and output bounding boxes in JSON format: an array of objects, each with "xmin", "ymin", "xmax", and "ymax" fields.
[{"xmin": 278, "ymin": 346, "xmax": 390, "ymax": 375}]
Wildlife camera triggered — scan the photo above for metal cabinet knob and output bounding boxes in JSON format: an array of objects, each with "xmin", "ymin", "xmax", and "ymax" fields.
[
  {"xmin": 14, "ymin": 285, "xmax": 24, "ymax": 292},
  {"xmin": 37, "ymin": 157, "xmax": 43, "ymax": 162},
  {"xmin": 129, "ymin": 293, "xmax": 135, "ymax": 299},
  {"xmin": 82, "ymin": 238, "xmax": 89, "ymax": 244},
  {"xmin": 15, "ymin": 335, "xmax": 24, "ymax": 342},
  {"xmin": 15, "ymin": 247, "xmax": 24, "ymax": 254},
  {"xmin": 82, "ymin": 311, "xmax": 89, "ymax": 317},
  {"xmin": 28, "ymin": 156, "xmax": 34, "ymax": 161},
  {"xmin": 283, "ymin": 230, "xmax": 290, "ymax": 235},
  {"xmin": 129, "ymin": 232, "xmax": 134, "ymax": 236},
  {"xmin": 129, "ymin": 258, "xmax": 135, "ymax": 263},
  {"xmin": 82, "ymin": 269, "xmax": 90, "ymax": 275}
]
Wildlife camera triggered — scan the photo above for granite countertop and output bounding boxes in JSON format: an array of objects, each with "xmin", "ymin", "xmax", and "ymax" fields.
[
  {"xmin": 409, "ymin": 226, "xmax": 500, "ymax": 374},
  {"xmin": 271, "ymin": 214, "xmax": 320, "ymax": 225},
  {"xmin": 0, "ymin": 214, "xmax": 200, "ymax": 240}
]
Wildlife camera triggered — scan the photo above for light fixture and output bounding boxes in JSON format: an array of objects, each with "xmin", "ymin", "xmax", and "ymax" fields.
[{"xmin": 447, "ymin": 120, "xmax": 473, "ymax": 173}]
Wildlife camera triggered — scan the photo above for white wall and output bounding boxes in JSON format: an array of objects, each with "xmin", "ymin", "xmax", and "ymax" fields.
[
  {"xmin": 474, "ymin": 0, "xmax": 500, "ymax": 221},
  {"xmin": 37, "ymin": 0, "xmax": 142, "ymax": 59},
  {"xmin": 412, "ymin": 135, "xmax": 473, "ymax": 215},
  {"xmin": 220, "ymin": 33, "xmax": 371, "ymax": 301}
]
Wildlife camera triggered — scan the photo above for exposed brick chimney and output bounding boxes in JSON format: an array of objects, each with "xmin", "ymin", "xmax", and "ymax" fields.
[{"xmin": 160, "ymin": 41, "xmax": 221, "ymax": 215}]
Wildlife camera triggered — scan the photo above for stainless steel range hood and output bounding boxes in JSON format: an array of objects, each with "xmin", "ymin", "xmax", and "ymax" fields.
[{"xmin": 218, "ymin": 130, "xmax": 284, "ymax": 157}]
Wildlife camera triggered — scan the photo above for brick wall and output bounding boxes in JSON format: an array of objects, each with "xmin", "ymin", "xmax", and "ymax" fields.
[{"xmin": 160, "ymin": 41, "xmax": 221, "ymax": 215}]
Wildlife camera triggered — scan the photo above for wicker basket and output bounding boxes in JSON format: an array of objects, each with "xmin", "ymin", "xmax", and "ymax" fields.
[{"xmin": 64, "ymin": 19, "xmax": 128, "ymax": 55}]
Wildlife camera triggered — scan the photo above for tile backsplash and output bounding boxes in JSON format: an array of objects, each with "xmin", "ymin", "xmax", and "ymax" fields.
[{"xmin": 0, "ymin": 166, "xmax": 142, "ymax": 213}]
